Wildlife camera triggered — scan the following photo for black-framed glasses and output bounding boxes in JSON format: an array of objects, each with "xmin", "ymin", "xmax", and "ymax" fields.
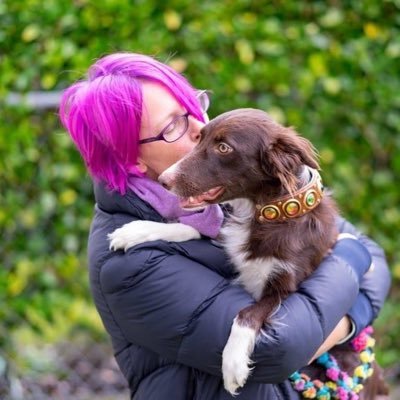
[{"xmin": 139, "ymin": 90, "xmax": 210, "ymax": 145}]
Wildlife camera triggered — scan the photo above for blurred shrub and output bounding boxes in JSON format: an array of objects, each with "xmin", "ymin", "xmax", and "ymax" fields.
[{"xmin": 1, "ymin": 0, "xmax": 399, "ymax": 369}]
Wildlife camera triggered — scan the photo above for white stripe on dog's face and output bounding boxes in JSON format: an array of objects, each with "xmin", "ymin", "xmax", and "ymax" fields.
[{"xmin": 158, "ymin": 158, "xmax": 184, "ymax": 191}]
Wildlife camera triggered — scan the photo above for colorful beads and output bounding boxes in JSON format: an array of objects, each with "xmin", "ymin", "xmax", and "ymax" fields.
[
  {"xmin": 354, "ymin": 384, "xmax": 364, "ymax": 393},
  {"xmin": 325, "ymin": 382, "xmax": 337, "ymax": 391},
  {"xmin": 326, "ymin": 367, "xmax": 339, "ymax": 381},
  {"xmin": 336, "ymin": 387, "xmax": 350, "ymax": 400},
  {"xmin": 316, "ymin": 387, "xmax": 330, "ymax": 399},
  {"xmin": 354, "ymin": 365, "xmax": 366, "ymax": 378},
  {"xmin": 294, "ymin": 380, "xmax": 306, "ymax": 391},
  {"xmin": 360, "ymin": 350, "xmax": 374, "ymax": 363},
  {"xmin": 351, "ymin": 332, "xmax": 368, "ymax": 351},
  {"xmin": 303, "ymin": 386, "xmax": 317, "ymax": 398},
  {"xmin": 317, "ymin": 353, "xmax": 330, "ymax": 364},
  {"xmin": 289, "ymin": 326, "xmax": 376, "ymax": 400}
]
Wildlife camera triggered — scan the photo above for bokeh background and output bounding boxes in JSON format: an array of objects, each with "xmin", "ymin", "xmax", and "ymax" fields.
[{"xmin": 1, "ymin": 0, "xmax": 399, "ymax": 399}]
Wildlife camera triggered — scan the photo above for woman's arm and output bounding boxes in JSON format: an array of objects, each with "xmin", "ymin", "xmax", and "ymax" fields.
[
  {"xmin": 98, "ymin": 237, "xmax": 371, "ymax": 383},
  {"xmin": 309, "ymin": 316, "xmax": 352, "ymax": 362},
  {"xmin": 337, "ymin": 217, "xmax": 392, "ymax": 337},
  {"xmin": 250, "ymin": 237, "xmax": 372, "ymax": 382},
  {"xmin": 305, "ymin": 218, "xmax": 391, "ymax": 363}
]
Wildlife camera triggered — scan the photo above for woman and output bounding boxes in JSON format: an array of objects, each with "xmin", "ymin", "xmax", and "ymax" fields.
[{"xmin": 60, "ymin": 52, "xmax": 391, "ymax": 399}]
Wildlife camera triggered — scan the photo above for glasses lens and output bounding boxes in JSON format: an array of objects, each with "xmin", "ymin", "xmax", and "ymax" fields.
[
  {"xmin": 163, "ymin": 114, "xmax": 189, "ymax": 142},
  {"xmin": 196, "ymin": 90, "xmax": 210, "ymax": 114}
]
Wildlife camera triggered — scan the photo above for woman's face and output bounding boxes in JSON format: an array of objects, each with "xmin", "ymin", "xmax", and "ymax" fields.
[{"xmin": 138, "ymin": 82, "xmax": 205, "ymax": 180}]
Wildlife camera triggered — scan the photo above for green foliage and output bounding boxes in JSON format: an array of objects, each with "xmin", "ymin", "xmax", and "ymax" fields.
[{"xmin": 1, "ymin": 0, "xmax": 399, "ymax": 372}]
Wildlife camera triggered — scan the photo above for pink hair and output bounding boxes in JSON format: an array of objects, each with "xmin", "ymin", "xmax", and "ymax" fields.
[{"xmin": 59, "ymin": 52, "xmax": 205, "ymax": 194}]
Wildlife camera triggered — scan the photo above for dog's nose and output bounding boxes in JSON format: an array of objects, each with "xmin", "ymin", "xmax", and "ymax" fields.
[{"xmin": 158, "ymin": 171, "xmax": 176, "ymax": 191}]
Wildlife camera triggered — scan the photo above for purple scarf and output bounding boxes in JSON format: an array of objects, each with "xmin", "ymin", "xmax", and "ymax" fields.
[{"xmin": 128, "ymin": 177, "xmax": 224, "ymax": 239}]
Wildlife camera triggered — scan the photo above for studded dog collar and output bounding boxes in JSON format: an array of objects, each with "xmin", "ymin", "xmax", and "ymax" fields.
[{"xmin": 256, "ymin": 168, "xmax": 324, "ymax": 223}]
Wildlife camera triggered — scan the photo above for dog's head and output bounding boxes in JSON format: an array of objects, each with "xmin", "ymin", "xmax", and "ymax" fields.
[{"xmin": 159, "ymin": 108, "xmax": 319, "ymax": 208}]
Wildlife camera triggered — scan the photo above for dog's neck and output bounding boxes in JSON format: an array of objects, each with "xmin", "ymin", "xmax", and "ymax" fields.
[
  {"xmin": 297, "ymin": 165, "xmax": 313, "ymax": 187},
  {"xmin": 252, "ymin": 166, "xmax": 324, "ymax": 223},
  {"xmin": 254, "ymin": 165, "xmax": 309, "ymax": 203}
]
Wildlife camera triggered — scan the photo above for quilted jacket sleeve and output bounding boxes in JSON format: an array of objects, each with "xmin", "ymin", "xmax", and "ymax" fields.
[
  {"xmin": 336, "ymin": 217, "xmax": 391, "ymax": 338},
  {"xmin": 98, "ymin": 230, "xmax": 383, "ymax": 384}
]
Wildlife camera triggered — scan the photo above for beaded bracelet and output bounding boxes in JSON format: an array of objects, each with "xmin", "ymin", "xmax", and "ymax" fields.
[{"xmin": 289, "ymin": 326, "xmax": 375, "ymax": 400}]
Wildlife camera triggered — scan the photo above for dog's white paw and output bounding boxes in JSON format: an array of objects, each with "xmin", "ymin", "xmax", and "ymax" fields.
[
  {"xmin": 108, "ymin": 221, "xmax": 201, "ymax": 252},
  {"xmin": 108, "ymin": 221, "xmax": 149, "ymax": 251},
  {"xmin": 222, "ymin": 318, "xmax": 257, "ymax": 396}
]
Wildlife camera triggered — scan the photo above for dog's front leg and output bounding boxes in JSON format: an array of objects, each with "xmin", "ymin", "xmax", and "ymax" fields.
[
  {"xmin": 222, "ymin": 314, "xmax": 258, "ymax": 396},
  {"xmin": 222, "ymin": 267, "xmax": 297, "ymax": 396},
  {"xmin": 222, "ymin": 297, "xmax": 280, "ymax": 396},
  {"xmin": 108, "ymin": 221, "xmax": 201, "ymax": 252}
]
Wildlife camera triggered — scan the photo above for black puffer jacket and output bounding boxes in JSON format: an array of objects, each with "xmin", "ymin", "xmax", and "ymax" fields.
[{"xmin": 88, "ymin": 183, "xmax": 391, "ymax": 400}]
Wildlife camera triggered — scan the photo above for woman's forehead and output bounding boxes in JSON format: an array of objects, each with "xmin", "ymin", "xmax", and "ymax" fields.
[{"xmin": 141, "ymin": 83, "xmax": 182, "ymax": 133}]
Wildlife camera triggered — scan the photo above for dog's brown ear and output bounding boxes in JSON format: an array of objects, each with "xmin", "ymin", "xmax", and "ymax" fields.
[{"xmin": 261, "ymin": 128, "xmax": 320, "ymax": 194}]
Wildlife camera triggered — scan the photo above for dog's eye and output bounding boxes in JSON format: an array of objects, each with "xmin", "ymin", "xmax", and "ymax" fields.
[{"xmin": 217, "ymin": 142, "xmax": 232, "ymax": 154}]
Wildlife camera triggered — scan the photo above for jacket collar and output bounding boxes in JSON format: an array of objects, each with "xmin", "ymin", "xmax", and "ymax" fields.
[{"xmin": 93, "ymin": 181, "xmax": 165, "ymax": 223}]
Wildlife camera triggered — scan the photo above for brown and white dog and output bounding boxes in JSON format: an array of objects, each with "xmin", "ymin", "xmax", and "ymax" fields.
[{"xmin": 109, "ymin": 109, "xmax": 387, "ymax": 398}]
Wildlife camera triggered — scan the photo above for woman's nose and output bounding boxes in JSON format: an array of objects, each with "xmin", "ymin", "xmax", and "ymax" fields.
[{"xmin": 188, "ymin": 116, "xmax": 204, "ymax": 142}]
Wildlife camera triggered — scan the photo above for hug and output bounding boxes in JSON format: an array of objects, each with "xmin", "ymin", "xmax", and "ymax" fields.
[{"xmin": 60, "ymin": 52, "xmax": 391, "ymax": 399}]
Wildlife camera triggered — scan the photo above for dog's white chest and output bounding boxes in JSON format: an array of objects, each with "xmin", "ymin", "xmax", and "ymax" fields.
[
  {"xmin": 221, "ymin": 199, "xmax": 289, "ymax": 301},
  {"xmin": 234, "ymin": 254, "xmax": 282, "ymax": 301}
]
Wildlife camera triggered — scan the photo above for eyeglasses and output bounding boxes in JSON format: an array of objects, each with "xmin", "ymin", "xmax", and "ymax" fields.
[{"xmin": 139, "ymin": 90, "xmax": 210, "ymax": 145}]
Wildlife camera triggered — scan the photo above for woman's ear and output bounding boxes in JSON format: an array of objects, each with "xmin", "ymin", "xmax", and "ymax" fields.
[{"xmin": 135, "ymin": 158, "xmax": 148, "ymax": 174}]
